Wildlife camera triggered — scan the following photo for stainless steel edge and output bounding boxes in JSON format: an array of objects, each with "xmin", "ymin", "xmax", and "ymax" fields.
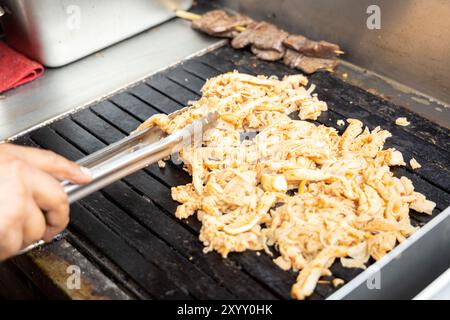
[
  {"xmin": 414, "ymin": 267, "xmax": 450, "ymax": 300},
  {"xmin": 328, "ymin": 206, "xmax": 450, "ymax": 300},
  {"xmin": 0, "ymin": 18, "xmax": 225, "ymax": 141}
]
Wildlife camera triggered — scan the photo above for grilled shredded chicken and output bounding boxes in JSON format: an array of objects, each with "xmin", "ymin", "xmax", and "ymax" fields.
[
  {"xmin": 332, "ymin": 278, "xmax": 345, "ymax": 288},
  {"xmin": 136, "ymin": 71, "xmax": 435, "ymax": 300},
  {"xmin": 410, "ymin": 158, "xmax": 421, "ymax": 170},
  {"xmin": 395, "ymin": 117, "xmax": 410, "ymax": 126}
]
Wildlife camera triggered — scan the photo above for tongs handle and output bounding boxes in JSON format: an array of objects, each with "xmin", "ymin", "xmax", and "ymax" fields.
[
  {"xmin": 63, "ymin": 111, "xmax": 218, "ymax": 204},
  {"xmin": 63, "ymin": 129, "xmax": 179, "ymax": 203},
  {"xmin": 16, "ymin": 112, "xmax": 219, "ymax": 255}
]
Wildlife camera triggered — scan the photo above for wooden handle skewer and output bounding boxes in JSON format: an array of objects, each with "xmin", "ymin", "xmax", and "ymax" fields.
[
  {"xmin": 175, "ymin": 10, "xmax": 344, "ymax": 55},
  {"xmin": 175, "ymin": 10, "xmax": 247, "ymax": 33},
  {"xmin": 175, "ymin": 10, "xmax": 201, "ymax": 21}
]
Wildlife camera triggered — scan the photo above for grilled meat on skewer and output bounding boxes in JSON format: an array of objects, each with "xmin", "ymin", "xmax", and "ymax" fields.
[
  {"xmin": 231, "ymin": 22, "xmax": 288, "ymax": 61},
  {"xmin": 187, "ymin": 10, "xmax": 342, "ymax": 70},
  {"xmin": 284, "ymin": 49, "xmax": 338, "ymax": 74},
  {"xmin": 191, "ymin": 9, "xmax": 254, "ymax": 38},
  {"xmin": 283, "ymin": 34, "xmax": 341, "ymax": 59}
]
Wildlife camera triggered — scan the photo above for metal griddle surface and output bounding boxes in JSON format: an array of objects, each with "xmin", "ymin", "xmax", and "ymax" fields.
[{"xmin": 13, "ymin": 46, "xmax": 450, "ymax": 300}]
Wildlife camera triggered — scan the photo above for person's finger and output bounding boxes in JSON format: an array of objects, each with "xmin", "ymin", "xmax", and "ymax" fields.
[
  {"xmin": 0, "ymin": 227, "xmax": 23, "ymax": 261},
  {"xmin": 0, "ymin": 161, "xmax": 28, "ymax": 259},
  {"xmin": 26, "ymin": 166, "xmax": 70, "ymax": 240},
  {"xmin": 21, "ymin": 202, "xmax": 46, "ymax": 247},
  {"xmin": 1, "ymin": 144, "xmax": 91, "ymax": 184},
  {"xmin": 42, "ymin": 223, "xmax": 67, "ymax": 243}
]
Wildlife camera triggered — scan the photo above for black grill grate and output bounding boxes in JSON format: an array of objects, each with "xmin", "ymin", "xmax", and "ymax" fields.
[{"xmin": 13, "ymin": 46, "xmax": 450, "ymax": 300}]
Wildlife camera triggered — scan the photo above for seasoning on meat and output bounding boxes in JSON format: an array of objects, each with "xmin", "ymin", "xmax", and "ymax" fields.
[
  {"xmin": 136, "ymin": 72, "xmax": 435, "ymax": 300},
  {"xmin": 283, "ymin": 34, "xmax": 341, "ymax": 59},
  {"xmin": 192, "ymin": 9, "xmax": 254, "ymax": 38},
  {"xmin": 410, "ymin": 158, "xmax": 421, "ymax": 170},
  {"xmin": 395, "ymin": 117, "xmax": 410, "ymax": 126},
  {"xmin": 284, "ymin": 49, "xmax": 339, "ymax": 74},
  {"xmin": 231, "ymin": 22, "xmax": 289, "ymax": 61}
]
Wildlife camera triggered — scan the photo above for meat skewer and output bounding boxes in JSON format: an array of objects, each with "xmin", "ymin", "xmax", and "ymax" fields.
[
  {"xmin": 176, "ymin": 10, "xmax": 344, "ymax": 54},
  {"xmin": 175, "ymin": 9, "xmax": 343, "ymax": 73}
]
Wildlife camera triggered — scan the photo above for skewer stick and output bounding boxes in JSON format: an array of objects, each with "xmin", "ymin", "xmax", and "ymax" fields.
[
  {"xmin": 175, "ymin": 10, "xmax": 247, "ymax": 32},
  {"xmin": 175, "ymin": 10, "xmax": 201, "ymax": 21},
  {"xmin": 175, "ymin": 10, "xmax": 343, "ymax": 55},
  {"xmin": 234, "ymin": 25, "xmax": 247, "ymax": 32}
]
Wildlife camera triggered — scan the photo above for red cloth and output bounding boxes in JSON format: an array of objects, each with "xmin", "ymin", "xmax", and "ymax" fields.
[{"xmin": 0, "ymin": 41, "xmax": 44, "ymax": 93}]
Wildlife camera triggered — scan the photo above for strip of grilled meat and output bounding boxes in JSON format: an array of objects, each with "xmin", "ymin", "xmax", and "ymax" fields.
[
  {"xmin": 191, "ymin": 10, "xmax": 254, "ymax": 38},
  {"xmin": 231, "ymin": 22, "xmax": 288, "ymax": 61},
  {"xmin": 283, "ymin": 34, "xmax": 341, "ymax": 59},
  {"xmin": 283, "ymin": 49, "xmax": 338, "ymax": 74}
]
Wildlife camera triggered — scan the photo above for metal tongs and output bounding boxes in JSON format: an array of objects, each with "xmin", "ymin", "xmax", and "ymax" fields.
[{"xmin": 17, "ymin": 111, "xmax": 219, "ymax": 255}]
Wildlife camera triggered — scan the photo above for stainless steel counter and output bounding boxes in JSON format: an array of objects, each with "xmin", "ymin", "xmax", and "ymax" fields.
[{"xmin": 0, "ymin": 18, "xmax": 223, "ymax": 140}]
